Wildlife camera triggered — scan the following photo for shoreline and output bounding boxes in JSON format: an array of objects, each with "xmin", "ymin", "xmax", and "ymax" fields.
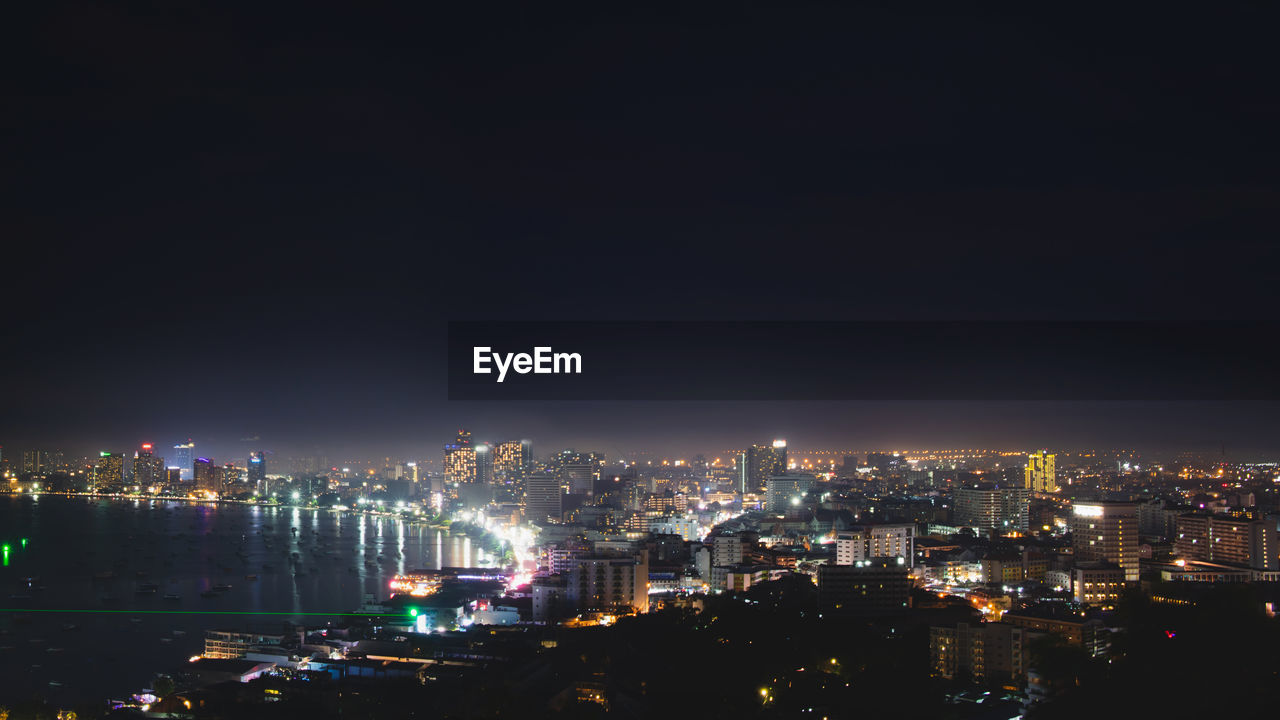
[{"xmin": 1, "ymin": 491, "xmax": 513, "ymax": 569}]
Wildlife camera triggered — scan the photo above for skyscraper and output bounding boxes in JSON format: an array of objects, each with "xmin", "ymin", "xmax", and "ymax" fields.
[
  {"xmin": 954, "ymin": 484, "xmax": 1030, "ymax": 531},
  {"xmin": 443, "ymin": 429, "xmax": 476, "ymax": 484},
  {"xmin": 1025, "ymin": 450, "xmax": 1057, "ymax": 493},
  {"xmin": 93, "ymin": 452, "xmax": 125, "ymax": 492},
  {"xmin": 525, "ymin": 472, "xmax": 563, "ymax": 524},
  {"xmin": 1174, "ymin": 513, "xmax": 1278, "ymax": 570},
  {"xmin": 132, "ymin": 443, "xmax": 166, "ymax": 488},
  {"xmin": 247, "ymin": 451, "xmax": 267, "ymax": 494},
  {"xmin": 172, "ymin": 441, "xmax": 195, "ymax": 482},
  {"xmin": 1071, "ymin": 501, "xmax": 1139, "ymax": 582},
  {"xmin": 561, "ymin": 462, "xmax": 596, "ymax": 496},
  {"xmin": 765, "ymin": 473, "xmax": 814, "ymax": 513},
  {"xmin": 493, "ymin": 440, "xmax": 532, "ymax": 479},
  {"xmin": 194, "ymin": 457, "xmax": 218, "ymax": 494},
  {"xmin": 474, "ymin": 444, "xmax": 493, "ymax": 486},
  {"xmin": 746, "ymin": 439, "xmax": 787, "ymax": 491},
  {"xmin": 21, "ymin": 449, "xmax": 63, "ymax": 475}
]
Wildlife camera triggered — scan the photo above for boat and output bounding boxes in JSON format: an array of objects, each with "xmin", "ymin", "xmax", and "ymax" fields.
[
  {"xmin": 212, "ymin": 584, "xmax": 232, "ymax": 591},
  {"xmin": 200, "ymin": 590, "xmax": 219, "ymax": 598},
  {"xmin": 244, "ymin": 574, "xmax": 258, "ymax": 580},
  {"xmin": 163, "ymin": 593, "xmax": 181, "ymax": 601},
  {"xmin": 136, "ymin": 584, "xmax": 160, "ymax": 594}
]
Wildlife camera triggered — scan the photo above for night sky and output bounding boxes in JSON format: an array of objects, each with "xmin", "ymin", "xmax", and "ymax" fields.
[{"xmin": 5, "ymin": 4, "xmax": 1279, "ymax": 462}]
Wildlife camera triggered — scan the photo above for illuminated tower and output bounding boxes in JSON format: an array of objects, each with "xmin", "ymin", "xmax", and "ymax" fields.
[
  {"xmin": 193, "ymin": 457, "xmax": 219, "ymax": 494},
  {"xmin": 1071, "ymin": 502, "xmax": 1139, "ymax": 582},
  {"xmin": 493, "ymin": 440, "xmax": 532, "ymax": 479},
  {"xmin": 132, "ymin": 443, "xmax": 166, "ymax": 489},
  {"xmin": 746, "ymin": 439, "xmax": 787, "ymax": 491},
  {"xmin": 1024, "ymin": 450, "xmax": 1057, "ymax": 493},
  {"xmin": 93, "ymin": 452, "xmax": 126, "ymax": 492},
  {"xmin": 247, "ymin": 451, "xmax": 267, "ymax": 494},
  {"xmin": 443, "ymin": 429, "xmax": 476, "ymax": 484},
  {"xmin": 172, "ymin": 441, "xmax": 195, "ymax": 481},
  {"xmin": 475, "ymin": 444, "xmax": 493, "ymax": 485}
]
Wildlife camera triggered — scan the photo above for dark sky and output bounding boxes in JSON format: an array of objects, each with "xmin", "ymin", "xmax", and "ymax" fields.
[{"xmin": 5, "ymin": 3, "xmax": 1279, "ymax": 463}]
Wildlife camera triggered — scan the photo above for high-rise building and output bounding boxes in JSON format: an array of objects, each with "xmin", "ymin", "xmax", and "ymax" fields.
[
  {"xmin": 525, "ymin": 472, "xmax": 563, "ymax": 524},
  {"xmin": 474, "ymin": 444, "xmax": 493, "ymax": 486},
  {"xmin": 954, "ymin": 485, "xmax": 1030, "ymax": 531},
  {"xmin": 764, "ymin": 473, "xmax": 814, "ymax": 513},
  {"xmin": 220, "ymin": 464, "xmax": 241, "ymax": 493},
  {"xmin": 561, "ymin": 463, "xmax": 597, "ymax": 496},
  {"xmin": 836, "ymin": 524, "xmax": 917, "ymax": 567},
  {"xmin": 247, "ymin": 451, "xmax": 267, "ymax": 494},
  {"xmin": 746, "ymin": 440, "xmax": 787, "ymax": 491},
  {"xmin": 22, "ymin": 449, "xmax": 64, "ymax": 475},
  {"xmin": 194, "ymin": 457, "xmax": 219, "ymax": 494},
  {"xmin": 818, "ymin": 559, "xmax": 911, "ymax": 614},
  {"xmin": 443, "ymin": 430, "xmax": 476, "ymax": 484},
  {"xmin": 492, "ymin": 440, "xmax": 531, "ymax": 479},
  {"xmin": 1174, "ymin": 513, "xmax": 1278, "ymax": 570},
  {"xmin": 132, "ymin": 443, "xmax": 166, "ymax": 488},
  {"xmin": 1025, "ymin": 450, "xmax": 1057, "ymax": 493},
  {"xmin": 172, "ymin": 441, "xmax": 195, "ymax": 481},
  {"xmin": 564, "ymin": 552, "xmax": 650, "ymax": 615},
  {"xmin": 1071, "ymin": 501, "xmax": 1139, "ymax": 582},
  {"xmin": 930, "ymin": 622, "xmax": 1028, "ymax": 682},
  {"xmin": 93, "ymin": 452, "xmax": 125, "ymax": 492}
]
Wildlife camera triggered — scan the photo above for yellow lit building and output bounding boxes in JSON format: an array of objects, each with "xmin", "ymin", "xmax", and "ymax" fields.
[{"xmin": 1025, "ymin": 450, "xmax": 1057, "ymax": 493}]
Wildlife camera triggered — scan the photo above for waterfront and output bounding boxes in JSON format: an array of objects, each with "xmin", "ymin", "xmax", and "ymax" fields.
[{"xmin": 0, "ymin": 494, "xmax": 493, "ymax": 704}]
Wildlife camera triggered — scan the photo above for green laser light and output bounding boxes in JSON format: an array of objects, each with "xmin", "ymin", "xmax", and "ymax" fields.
[{"xmin": 409, "ymin": 608, "xmax": 418, "ymax": 617}]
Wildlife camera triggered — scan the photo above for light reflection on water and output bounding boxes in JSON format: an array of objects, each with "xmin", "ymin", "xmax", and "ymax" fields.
[{"xmin": 0, "ymin": 495, "xmax": 480, "ymax": 704}]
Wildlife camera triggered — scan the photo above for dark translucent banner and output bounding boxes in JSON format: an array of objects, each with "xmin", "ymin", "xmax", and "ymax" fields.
[{"xmin": 447, "ymin": 321, "xmax": 1280, "ymax": 401}]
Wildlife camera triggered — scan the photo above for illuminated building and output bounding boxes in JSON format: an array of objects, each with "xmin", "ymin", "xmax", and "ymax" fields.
[
  {"xmin": 492, "ymin": 440, "xmax": 531, "ymax": 478},
  {"xmin": 389, "ymin": 571, "xmax": 444, "ymax": 597},
  {"xmin": 835, "ymin": 524, "xmax": 916, "ymax": 567},
  {"xmin": 22, "ymin": 449, "xmax": 64, "ymax": 475},
  {"xmin": 1024, "ymin": 450, "xmax": 1057, "ymax": 493},
  {"xmin": 247, "ymin": 451, "xmax": 266, "ymax": 494},
  {"xmin": 1174, "ymin": 512, "xmax": 1277, "ymax": 570},
  {"xmin": 929, "ymin": 623, "xmax": 1027, "ymax": 681},
  {"xmin": 1002, "ymin": 609, "xmax": 1110, "ymax": 657},
  {"xmin": 194, "ymin": 457, "xmax": 219, "ymax": 494},
  {"xmin": 474, "ymin": 444, "xmax": 492, "ymax": 486},
  {"xmin": 443, "ymin": 429, "xmax": 476, "ymax": 484},
  {"xmin": 1071, "ymin": 501, "xmax": 1138, "ymax": 582},
  {"xmin": 1073, "ymin": 562, "xmax": 1125, "ymax": 607},
  {"xmin": 132, "ymin": 443, "xmax": 166, "ymax": 488},
  {"xmin": 567, "ymin": 552, "xmax": 649, "ymax": 615},
  {"xmin": 203, "ymin": 629, "xmax": 287, "ymax": 660},
  {"xmin": 561, "ymin": 462, "xmax": 596, "ymax": 496},
  {"xmin": 172, "ymin": 441, "xmax": 195, "ymax": 481},
  {"xmin": 746, "ymin": 440, "xmax": 787, "ymax": 491},
  {"xmin": 525, "ymin": 472, "xmax": 563, "ymax": 524},
  {"xmin": 220, "ymin": 464, "xmax": 241, "ymax": 492},
  {"xmin": 764, "ymin": 473, "xmax": 814, "ymax": 513},
  {"xmin": 93, "ymin": 452, "xmax": 125, "ymax": 492},
  {"xmin": 954, "ymin": 484, "xmax": 1030, "ymax": 531}
]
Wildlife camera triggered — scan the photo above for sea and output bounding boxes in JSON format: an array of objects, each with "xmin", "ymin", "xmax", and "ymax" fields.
[{"xmin": 0, "ymin": 494, "xmax": 490, "ymax": 705}]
